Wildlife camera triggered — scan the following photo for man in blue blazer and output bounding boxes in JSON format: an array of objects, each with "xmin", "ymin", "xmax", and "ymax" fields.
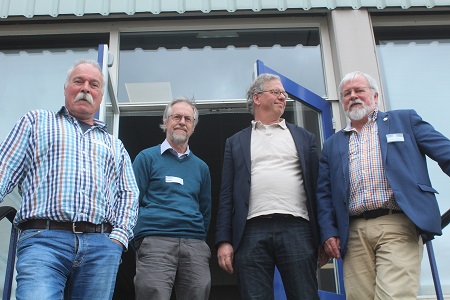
[
  {"xmin": 317, "ymin": 71, "xmax": 450, "ymax": 300},
  {"xmin": 215, "ymin": 73, "xmax": 327, "ymax": 300}
]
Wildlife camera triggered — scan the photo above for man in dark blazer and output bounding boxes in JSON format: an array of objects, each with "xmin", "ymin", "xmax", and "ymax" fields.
[
  {"xmin": 317, "ymin": 71, "xmax": 450, "ymax": 300},
  {"xmin": 215, "ymin": 73, "xmax": 327, "ymax": 300}
]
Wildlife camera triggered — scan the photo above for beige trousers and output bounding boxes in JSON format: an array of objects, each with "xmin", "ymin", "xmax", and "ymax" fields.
[{"xmin": 344, "ymin": 213, "xmax": 423, "ymax": 300}]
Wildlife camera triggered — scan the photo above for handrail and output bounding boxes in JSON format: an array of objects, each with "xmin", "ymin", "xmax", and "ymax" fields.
[
  {"xmin": 0, "ymin": 206, "xmax": 16, "ymax": 224},
  {"xmin": 0, "ymin": 206, "xmax": 18, "ymax": 300},
  {"xmin": 326, "ymin": 208, "xmax": 450, "ymax": 300},
  {"xmin": 425, "ymin": 207, "xmax": 450, "ymax": 300},
  {"xmin": 441, "ymin": 208, "xmax": 450, "ymax": 230}
]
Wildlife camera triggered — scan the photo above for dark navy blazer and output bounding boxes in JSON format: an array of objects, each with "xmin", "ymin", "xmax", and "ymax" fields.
[
  {"xmin": 317, "ymin": 109, "xmax": 450, "ymax": 257},
  {"xmin": 215, "ymin": 122, "xmax": 321, "ymax": 252}
]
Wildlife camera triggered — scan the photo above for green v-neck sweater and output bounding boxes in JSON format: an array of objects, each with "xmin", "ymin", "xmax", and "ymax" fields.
[{"xmin": 132, "ymin": 145, "xmax": 211, "ymax": 242}]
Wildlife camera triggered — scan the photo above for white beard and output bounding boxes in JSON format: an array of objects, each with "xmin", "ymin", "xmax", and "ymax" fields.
[
  {"xmin": 169, "ymin": 126, "xmax": 189, "ymax": 145},
  {"xmin": 172, "ymin": 132, "xmax": 188, "ymax": 144},
  {"xmin": 345, "ymin": 99, "xmax": 376, "ymax": 121}
]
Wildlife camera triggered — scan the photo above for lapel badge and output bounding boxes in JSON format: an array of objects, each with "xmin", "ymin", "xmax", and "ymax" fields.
[{"xmin": 383, "ymin": 117, "xmax": 388, "ymax": 121}]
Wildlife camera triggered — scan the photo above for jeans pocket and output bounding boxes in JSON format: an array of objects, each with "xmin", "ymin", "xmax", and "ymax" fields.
[
  {"xmin": 18, "ymin": 229, "xmax": 42, "ymax": 245},
  {"xmin": 110, "ymin": 239, "xmax": 124, "ymax": 252},
  {"xmin": 101, "ymin": 233, "xmax": 124, "ymax": 252}
]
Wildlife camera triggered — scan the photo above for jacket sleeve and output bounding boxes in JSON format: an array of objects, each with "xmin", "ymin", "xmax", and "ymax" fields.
[
  {"xmin": 215, "ymin": 137, "xmax": 235, "ymax": 247},
  {"xmin": 409, "ymin": 110, "xmax": 450, "ymax": 176},
  {"xmin": 199, "ymin": 164, "xmax": 212, "ymax": 234},
  {"xmin": 316, "ymin": 140, "xmax": 340, "ymax": 245}
]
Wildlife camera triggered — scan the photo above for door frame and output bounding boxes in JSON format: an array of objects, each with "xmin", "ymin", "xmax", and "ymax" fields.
[
  {"xmin": 256, "ymin": 59, "xmax": 334, "ymax": 141},
  {"xmin": 256, "ymin": 60, "xmax": 345, "ymax": 299}
]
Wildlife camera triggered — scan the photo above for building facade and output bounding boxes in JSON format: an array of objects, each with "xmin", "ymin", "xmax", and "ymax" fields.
[{"xmin": 1, "ymin": 0, "xmax": 449, "ymax": 298}]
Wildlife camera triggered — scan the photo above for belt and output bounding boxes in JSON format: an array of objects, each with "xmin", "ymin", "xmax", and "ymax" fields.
[
  {"xmin": 18, "ymin": 219, "xmax": 112, "ymax": 233},
  {"xmin": 350, "ymin": 209, "xmax": 403, "ymax": 220},
  {"xmin": 257, "ymin": 214, "xmax": 297, "ymax": 219}
]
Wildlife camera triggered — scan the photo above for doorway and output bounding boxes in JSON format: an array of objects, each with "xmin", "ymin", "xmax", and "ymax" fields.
[
  {"xmin": 111, "ymin": 59, "xmax": 338, "ymax": 298},
  {"xmin": 113, "ymin": 102, "xmax": 298, "ymax": 299}
]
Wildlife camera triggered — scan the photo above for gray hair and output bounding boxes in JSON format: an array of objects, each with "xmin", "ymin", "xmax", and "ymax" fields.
[
  {"xmin": 246, "ymin": 73, "xmax": 281, "ymax": 114},
  {"xmin": 338, "ymin": 71, "xmax": 379, "ymax": 102},
  {"xmin": 64, "ymin": 59, "xmax": 104, "ymax": 88},
  {"xmin": 160, "ymin": 97, "xmax": 199, "ymax": 132}
]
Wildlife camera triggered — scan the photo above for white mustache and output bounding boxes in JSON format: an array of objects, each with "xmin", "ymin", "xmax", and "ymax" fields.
[
  {"xmin": 75, "ymin": 92, "xmax": 94, "ymax": 105},
  {"xmin": 349, "ymin": 99, "xmax": 363, "ymax": 108},
  {"xmin": 174, "ymin": 125, "xmax": 188, "ymax": 131}
]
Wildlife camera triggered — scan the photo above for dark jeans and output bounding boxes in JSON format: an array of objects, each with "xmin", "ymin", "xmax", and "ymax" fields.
[{"xmin": 235, "ymin": 216, "xmax": 319, "ymax": 300}]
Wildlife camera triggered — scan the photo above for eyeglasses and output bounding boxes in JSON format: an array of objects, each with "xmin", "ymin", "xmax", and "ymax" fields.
[
  {"xmin": 169, "ymin": 114, "xmax": 195, "ymax": 124},
  {"xmin": 258, "ymin": 89, "xmax": 288, "ymax": 98},
  {"xmin": 342, "ymin": 87, "xmax": 371, "ymax": 99}
]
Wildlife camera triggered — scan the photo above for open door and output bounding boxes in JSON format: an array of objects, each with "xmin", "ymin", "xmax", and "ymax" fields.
[
  {"xmin": 97, "ymin": 44, "xmax": 120, "ymax": 137},
  {"xmin": 255, "ymin": 60, "xmax": 345, "ymax": 300},
  {"xmin": 256, "ymin": 60, "xmax": 333, "ymax": 142}
]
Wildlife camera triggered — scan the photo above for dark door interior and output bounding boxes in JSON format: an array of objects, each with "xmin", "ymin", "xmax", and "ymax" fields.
[
  {"xmin": 114, "ymin": 112, "xmax": 254, "ymax": 300},
  {"xmin": 112, "ymin": 107, "xmax": 336, "ymax": 299}
]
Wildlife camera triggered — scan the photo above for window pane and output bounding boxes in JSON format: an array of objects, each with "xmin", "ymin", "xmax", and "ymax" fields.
[
  {"xmin": 119, "ymin": 29, "xmax": 326, "ymax": 102},
  {"xmin": 293, "ymin": 100, "xmax": 322, "ymax": 153},
  {"xmin": 0, "ymin": 36, "xmax": 105, "ymax": 298},
  {"xmin": 377, "ymin": 36, "xmax": 450, "ymax": 296},
  {"xmin": 0, "ymin": 48, "xmax": 98, "ymax": 141}
]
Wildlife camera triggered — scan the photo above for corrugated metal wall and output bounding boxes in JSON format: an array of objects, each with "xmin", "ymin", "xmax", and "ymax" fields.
[{"xmin": 1, "ymin": 0, "xmax": 450, "ymax": 19}]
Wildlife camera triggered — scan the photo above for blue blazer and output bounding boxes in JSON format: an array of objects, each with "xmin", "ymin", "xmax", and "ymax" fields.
[
  {"xmin": 215, "ymin": 122, "xmax": 321, "ymax": 252},
  {"xmin": 317, "ymin": 110, "xmax": 450, "ymax": 257}
]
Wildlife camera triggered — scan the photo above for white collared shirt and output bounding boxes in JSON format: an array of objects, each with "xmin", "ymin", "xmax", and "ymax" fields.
[
  {"xmin": 160, "ymin": 139, "xmax": 190, "ymax": 159},
  {"xmin": 247, "ymin": 119, "xmax": 309, "ymax": 220}
]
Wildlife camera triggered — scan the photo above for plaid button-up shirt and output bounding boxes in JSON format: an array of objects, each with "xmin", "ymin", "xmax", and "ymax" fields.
[
  {"xmin": 344, "ymin": 110, "xmax": 400, "ymax": 215},
  {"xmin": 0, "ymin": 107, "xmax": 139, "ymax": 247}
]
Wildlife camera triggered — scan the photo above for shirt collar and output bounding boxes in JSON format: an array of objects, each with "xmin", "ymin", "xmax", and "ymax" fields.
[
  {"xmin": 58, "ymin": 106, "xmax": 107, "ymax": 130},
  {"xmin": 161, "ymin": 139, "xmax": 190, "ymax": 158},
  {"xmin": 251, "ymin": 118, "xmax": 287, "ymax": 130},
  {"xmin": 343, "ymin": 109, "xmax": 378, "ymax": 132}
]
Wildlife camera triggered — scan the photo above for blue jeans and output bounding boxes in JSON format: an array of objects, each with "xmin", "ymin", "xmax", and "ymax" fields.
[
  {"xmin": 15, "ymin": 229, "xmax": 123, "ymax": 300},
  {"xmin": 235, "ymin": 216, "xmax": 319, "ymax": 300}
]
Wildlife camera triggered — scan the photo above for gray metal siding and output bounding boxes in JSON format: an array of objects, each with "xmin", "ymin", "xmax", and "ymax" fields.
[{"xmin": 1, "ymin": 0, "xmax": 450, "ymax": 19}]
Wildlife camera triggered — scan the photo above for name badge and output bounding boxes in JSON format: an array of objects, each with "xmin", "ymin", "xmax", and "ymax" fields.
[
  {"xmin": 386, "ymin": 133, "xmax": 404, "ymax": 143},
  {"xmin": 165, "ymin": 176, "xmax": 184, "ymax": 185}
]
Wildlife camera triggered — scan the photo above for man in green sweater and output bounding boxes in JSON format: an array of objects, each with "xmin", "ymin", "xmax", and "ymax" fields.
[{"xmin": 133, "ymin": 97, "xmax": 212, "ymax": 300}]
